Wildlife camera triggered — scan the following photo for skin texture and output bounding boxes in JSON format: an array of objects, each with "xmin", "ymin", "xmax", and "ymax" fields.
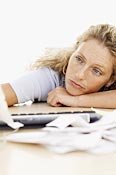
[{"xmin": 47, "ymin": 39, "xmax": 115, "ymax": 107}]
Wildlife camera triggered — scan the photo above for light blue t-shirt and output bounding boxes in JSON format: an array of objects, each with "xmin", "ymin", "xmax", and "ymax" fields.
[{"xmin": 10, "ymin": 67, "xmax": 65, "ymax": 104}]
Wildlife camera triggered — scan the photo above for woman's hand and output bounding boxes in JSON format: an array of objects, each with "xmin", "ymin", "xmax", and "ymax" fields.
[{"xmin": 47, "ymin": 86, "xmax": 77, "ymax": 107}]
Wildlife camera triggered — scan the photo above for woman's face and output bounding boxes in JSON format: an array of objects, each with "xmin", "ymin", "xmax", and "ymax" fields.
[{"xmin": 65, "ymin": 39, "xmax": 115, "ymax": 96}]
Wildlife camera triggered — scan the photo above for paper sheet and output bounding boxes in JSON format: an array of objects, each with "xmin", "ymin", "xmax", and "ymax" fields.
[{"xmin": 0, "ymin": 86, "xmax": 24, "ymax": 129}]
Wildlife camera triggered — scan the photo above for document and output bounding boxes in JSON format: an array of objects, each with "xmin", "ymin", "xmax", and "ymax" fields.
[
  {"xmin": 0, "ymin": 86, "xmax": 23, "ymax": 129},
  {"xmin": 5, "ymin": 109, "xmax": 116, "ymax": 154}
]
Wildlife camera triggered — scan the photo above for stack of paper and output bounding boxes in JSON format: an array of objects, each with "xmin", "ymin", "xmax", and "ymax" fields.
[{"xmin": 6, "ymin": 110, "xmax": 116, "ymax": 154}]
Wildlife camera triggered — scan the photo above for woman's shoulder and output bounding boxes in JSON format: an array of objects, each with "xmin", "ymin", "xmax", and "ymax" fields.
[{"xmin": 39, "ymin": 67, "xmax": 65, "ymax": 87}]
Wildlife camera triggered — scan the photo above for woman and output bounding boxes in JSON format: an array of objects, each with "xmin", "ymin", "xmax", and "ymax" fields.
[{"xmin": 2, "ymin": 24, "xmax": 116, "ymax": 108}]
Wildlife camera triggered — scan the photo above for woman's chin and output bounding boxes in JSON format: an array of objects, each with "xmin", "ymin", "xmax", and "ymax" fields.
[{"xmin": 67, "ymin": 89, "xmax": 84, "ymax": 96}]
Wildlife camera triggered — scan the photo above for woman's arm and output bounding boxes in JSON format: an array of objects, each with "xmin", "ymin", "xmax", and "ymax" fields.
[
  {"xmin": 2, "ymin": 83, "xmax": 116, "ymax": 108},
  {"xmin": 47, "ymin": 86, "xmax": 116, "ymax": 109},
  {"xmin": 1, "ymin": 83, "xmax": 18, "ymax": 106},
  {"xmin": 77, "ymin": 90, "xmax": 116, "ymax": 109},
  {"xmin": 1, "ymin": 67, "xmax": 62, "ymax": 107}
]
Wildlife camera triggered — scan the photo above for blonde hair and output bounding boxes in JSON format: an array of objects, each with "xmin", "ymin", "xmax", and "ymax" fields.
[
  {"xmin": 30, "ymin": 24, "xmax": 116, "ymax": 80},
  {"xmin": 30, "ymin": 47, "xmax": 75, "ymax": 75}
]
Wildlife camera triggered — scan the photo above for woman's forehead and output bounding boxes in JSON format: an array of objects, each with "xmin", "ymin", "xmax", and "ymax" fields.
[{"xmin": 73, "ymin": 39, "xmax": 115, "ymax": 70}]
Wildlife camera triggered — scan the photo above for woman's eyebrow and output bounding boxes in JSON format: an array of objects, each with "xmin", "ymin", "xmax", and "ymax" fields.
[
  {"xmin": 77, "ymin": 52, "xmax": 106, "ymax": 71},
  {"xmin": 94, "ymin": 64, "xmax": 105, "ymax": 70},
  {"xmin": 77, "ymin": 52, "xmax": 86, "ymax": 60},
  {"xmin": 77, "ymin": 51, "xmax": 110, "ymax": 70}
]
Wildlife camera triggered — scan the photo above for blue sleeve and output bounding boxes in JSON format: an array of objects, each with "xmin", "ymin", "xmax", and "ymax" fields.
[{"xmin": 9, "ymin": 67, "xmax": 60, "ymax": 103}]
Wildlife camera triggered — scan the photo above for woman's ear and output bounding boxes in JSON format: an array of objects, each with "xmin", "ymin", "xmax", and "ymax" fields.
[{"xmin": 105, "ymin": 76, "xmax": 115, "ymax": 87}]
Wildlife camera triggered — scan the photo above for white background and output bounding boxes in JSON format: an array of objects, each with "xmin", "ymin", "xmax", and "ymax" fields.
[{"xmin": 0, "ymin": 0, "xmax": 115, "ymax": 82}]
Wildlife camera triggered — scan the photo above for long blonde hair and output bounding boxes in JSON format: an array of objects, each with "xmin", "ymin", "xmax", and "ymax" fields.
[{"xmin": 30, "ymin": 24, "xmax": 116, "ymax": 79}]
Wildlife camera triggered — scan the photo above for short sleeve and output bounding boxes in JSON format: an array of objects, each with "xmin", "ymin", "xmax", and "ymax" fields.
[{"xmin": 9, "ymin": 67, "xmax": 62, "ymax": 103}]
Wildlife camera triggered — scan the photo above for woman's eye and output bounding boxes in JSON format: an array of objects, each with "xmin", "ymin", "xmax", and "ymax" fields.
[
  {"xmin": 93, "ymin": 68, "xmax": 102, "ymax": 76},
  {"xmin": 75, "ymin": 56, "xmax": 84, "ymax": 64}
]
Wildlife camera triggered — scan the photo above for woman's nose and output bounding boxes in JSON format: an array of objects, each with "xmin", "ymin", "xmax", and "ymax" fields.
[{"xmin": 76, "ymin": 67, "xmax": 87, "ymax": 80}]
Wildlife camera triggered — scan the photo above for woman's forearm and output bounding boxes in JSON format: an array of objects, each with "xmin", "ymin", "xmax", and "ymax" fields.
[{"xmin": 77, "ymin": 90, "xmax": 116, "ymax": 109}]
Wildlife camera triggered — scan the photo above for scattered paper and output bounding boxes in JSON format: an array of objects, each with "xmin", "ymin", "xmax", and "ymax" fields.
[
  {"xmin": 0, "ymin": 86, "xmax": 24, "ymax": 129},
  {"xmin": 46, "ymin": 113, "xmax": 90, "ymax": 129},
  {"xmin": 14, "ymin": 100, "xmax": 32, "ymax": 107},
  {"xmin": 4, "ymin": 107, "xmax": 116, "ymax": 154}
]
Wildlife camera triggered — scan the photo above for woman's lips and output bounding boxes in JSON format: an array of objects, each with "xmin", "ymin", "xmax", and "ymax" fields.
[{"xmin": 69, "ymin": 79, "xmax": 84, "ymax": 89}]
